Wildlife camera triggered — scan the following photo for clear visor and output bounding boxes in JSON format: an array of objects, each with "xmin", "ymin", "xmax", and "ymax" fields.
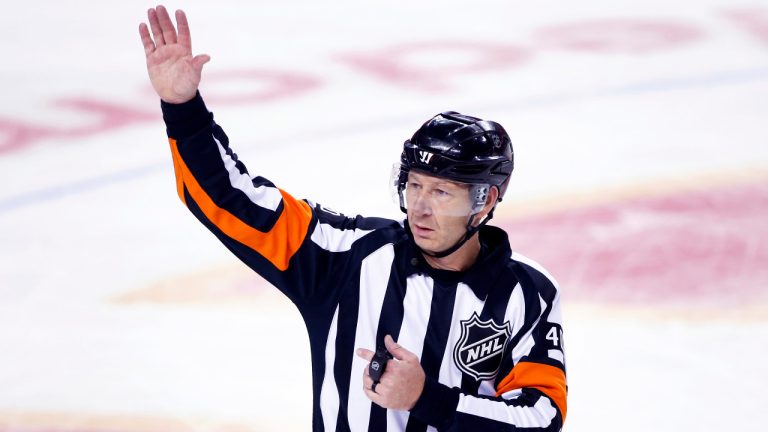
[{"xmin": 390, "ymin": 164, "xmax": 490, "ymax": 217}]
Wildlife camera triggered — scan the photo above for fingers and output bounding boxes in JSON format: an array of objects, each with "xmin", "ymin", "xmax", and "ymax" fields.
[
  {"xmin": 362, "ymin": 361, "xmax": 378, "ymax": 394},
  {"xmin": 176, "ymin": 9, "xmax": 192, "ymax": 50},
  {"xmin": 356, "ymin": 348, "xmax": 374, "ymax": 361},
  {"xmin": 362, "ymin": 384, "xmax": 380, "ymax": 402},
  {"xmin": 384, "ymin": 334, "xmax": 413, "ymax": 361},
  {"xmin": 156, "ymin": 5, "xmax": 178, "ymax": 45},
  {"xmin": 138, "ymin": 23, "xmax": 155, "ymax": 56},
  {"xmin": 147, "ymin": 8, "xmax": 164, "ymax": 46},
  {"xmin": 361, "ymin": 368, "xmax": 383, "ymax": 403},
  {"xmin": 142, "ymin": 7, "xmax": 198, "ymax": 59}
]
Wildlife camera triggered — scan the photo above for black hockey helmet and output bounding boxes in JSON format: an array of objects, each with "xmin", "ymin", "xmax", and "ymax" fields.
[
  {"xmin": 394, "ymin": 111, "xmax": 514, "ymax": 258},
  {"xmin": 394, "ymin": 111, "xmax": 514, "ymax": 213}
]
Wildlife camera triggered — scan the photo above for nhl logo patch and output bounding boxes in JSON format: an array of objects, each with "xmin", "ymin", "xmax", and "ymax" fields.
[{"xmin": 453, "ymin": 312, "xmax": 512, "ymax": 381}]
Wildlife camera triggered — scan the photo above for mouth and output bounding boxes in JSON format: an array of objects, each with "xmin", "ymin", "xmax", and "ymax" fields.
[{"xmin": 412, "ymin": 223, "xmax": 434, "ymax": 237}]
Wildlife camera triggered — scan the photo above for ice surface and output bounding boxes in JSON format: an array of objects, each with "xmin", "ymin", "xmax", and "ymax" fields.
[{"xmin": 1, "ymin": 0, "xmax": 767, "ymax": 430}]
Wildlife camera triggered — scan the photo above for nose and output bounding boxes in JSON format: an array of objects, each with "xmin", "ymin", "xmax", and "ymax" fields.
[{"xmin": 411, "ymin": 193, "xmax": 432, "ymax": 216}]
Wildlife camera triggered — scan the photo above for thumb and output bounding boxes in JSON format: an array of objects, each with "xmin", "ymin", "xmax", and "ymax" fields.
[
  {"xmin": 384, "ymin": 334, "xmax": 412, "ymax": 361},
  {"xmin": 192, "ymin": 54, "xmax": 211, "ymax": 72}
]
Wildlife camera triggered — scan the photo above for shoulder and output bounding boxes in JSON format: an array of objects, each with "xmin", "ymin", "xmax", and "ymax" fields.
[
  {"xmin": 306, "ymin": 200, "xmax": 405, "ymax": 252},
  {"xmin": 308, "ymin": 200, "xmax": 403, "ymax": 232},
  {"xmin": 508, "ymin": 251, "xmax": 561, "ymax": 303}
]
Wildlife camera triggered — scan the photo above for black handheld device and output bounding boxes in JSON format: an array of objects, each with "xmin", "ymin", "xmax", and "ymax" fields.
[{"xmin": 368, "ymin": 347, "xmax": 393, "ymax": 383}]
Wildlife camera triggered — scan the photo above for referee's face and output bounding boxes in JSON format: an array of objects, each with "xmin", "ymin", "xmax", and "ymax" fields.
[{"xmin": 405, "ymin": 171, "xmax": 473, "ymax": 254}]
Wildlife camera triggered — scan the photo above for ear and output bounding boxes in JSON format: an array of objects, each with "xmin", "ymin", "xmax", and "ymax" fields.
[{"xmin": 471, "ymin": 186, "xmax": 499, "ymax": 226}]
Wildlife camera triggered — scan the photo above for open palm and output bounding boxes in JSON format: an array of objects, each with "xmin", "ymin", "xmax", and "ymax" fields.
[{"xmin": 139, "ymin": 6, "xmax": 210, "ymax": 104}]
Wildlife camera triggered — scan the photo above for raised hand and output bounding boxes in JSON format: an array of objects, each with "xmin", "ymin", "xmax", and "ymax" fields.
[{"xmin": 138, "ymin": 5, "xmax": 210, "ymax": 104}]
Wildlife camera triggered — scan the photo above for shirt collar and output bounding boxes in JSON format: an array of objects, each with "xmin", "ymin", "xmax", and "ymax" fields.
[{"xmin": 402, "ymin": 223, "xmax": 512, "ymax": 300}]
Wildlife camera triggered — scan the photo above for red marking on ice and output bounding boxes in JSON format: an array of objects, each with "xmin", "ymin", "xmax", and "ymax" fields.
[
  {"xmin": 0, "ymin": 118, "xmax": 52, "ymax": 154},
  {"xmin": 202, "ymin": 69, "xmax": 323, "ymax": 104},
  {"xmin": 722, "ymin": 8, "xmax": 768, "ymax": 45},
  {"xmin": 501, "ymin": 182, "xmax": 768, "ymax": 305},
  {"xmin": 52, "ymin": 98, "xmax": 158, "ymax": 131},
  {"xmin": 536, "ymin": 19, "xmax": 705, "ymax": 53},
  {"xmin": 0, "ymin": 100, "xmax": 157, "ymax": 153},
  {"xmin": 0, "ymin": 69, "xmax": 318, "ymax": 155},
  {"xmin": 337, "ymin": 41, "xmax": 532, "ymax": 92}
]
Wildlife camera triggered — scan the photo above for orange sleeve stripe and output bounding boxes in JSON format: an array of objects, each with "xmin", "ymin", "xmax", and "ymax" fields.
[
  {"xmin": 169, "ymin": 139, "xmax": 187, "ymax": 204},
  {"xmin": 496, "ymin": 362, "xmax": 567, "ymax": 421},
  {"xmin": 168, "ymin": 138, "xmax": 312, "ymax": 271}
]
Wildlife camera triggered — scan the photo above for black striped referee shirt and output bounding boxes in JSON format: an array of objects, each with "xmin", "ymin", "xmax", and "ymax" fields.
[{"xmin": 161, "ymin": 93, "xmax": 567, "ymax": 431}]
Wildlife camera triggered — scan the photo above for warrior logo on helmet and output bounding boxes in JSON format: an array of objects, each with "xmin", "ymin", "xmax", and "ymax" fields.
[{"xmin": 418, "ymin": 151, "xmax": 434, "ymax": 164}]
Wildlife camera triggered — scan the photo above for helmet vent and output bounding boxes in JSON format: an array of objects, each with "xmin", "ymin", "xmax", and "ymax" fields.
[{"xmin": 450, "ymin": 164, "xmax": 486, "ymax": 175}]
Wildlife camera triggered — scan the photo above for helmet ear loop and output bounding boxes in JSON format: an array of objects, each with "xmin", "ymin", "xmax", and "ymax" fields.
[
  {"xmin": 465, "ymin": 206, "xmax": 495, "ymax": 236},
  {"xmin": 461, "ymin": 196, "xmax": 497, "ymax": 244},
  {"xmin": 468, "ymin": 184, "xmax": 498, "ymax": 229}
]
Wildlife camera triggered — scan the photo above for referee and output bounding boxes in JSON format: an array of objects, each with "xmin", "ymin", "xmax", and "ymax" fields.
[{"xmin": 139, "ymin": 5, "xmax": 567, "ymax": 431}]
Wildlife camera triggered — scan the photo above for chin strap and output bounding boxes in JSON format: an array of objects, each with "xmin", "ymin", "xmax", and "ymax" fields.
[{"xmin": 416, "ymin": 208, "xmax": 495, "ymax": 259}]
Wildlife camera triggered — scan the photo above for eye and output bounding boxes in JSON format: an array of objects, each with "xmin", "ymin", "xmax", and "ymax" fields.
[
  {"xmin": 434, "ymin": 189, "xmax": 450, "ymax": 197},
  {"xmin": 408, "ymin": 182, "xmax": 422, "ymax": 190}
]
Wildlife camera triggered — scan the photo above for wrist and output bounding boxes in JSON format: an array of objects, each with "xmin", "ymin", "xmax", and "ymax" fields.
[
  {"xmin": 160, "ymin": 95, "xmax": 196, "ymax": 104},
  {"xmin": 161, "ymin": 91, "xmax": 213, "ymax": 139},
  {"xmin": 406, "ymin": 371, "xmax": 426, "ymax": 411}
]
